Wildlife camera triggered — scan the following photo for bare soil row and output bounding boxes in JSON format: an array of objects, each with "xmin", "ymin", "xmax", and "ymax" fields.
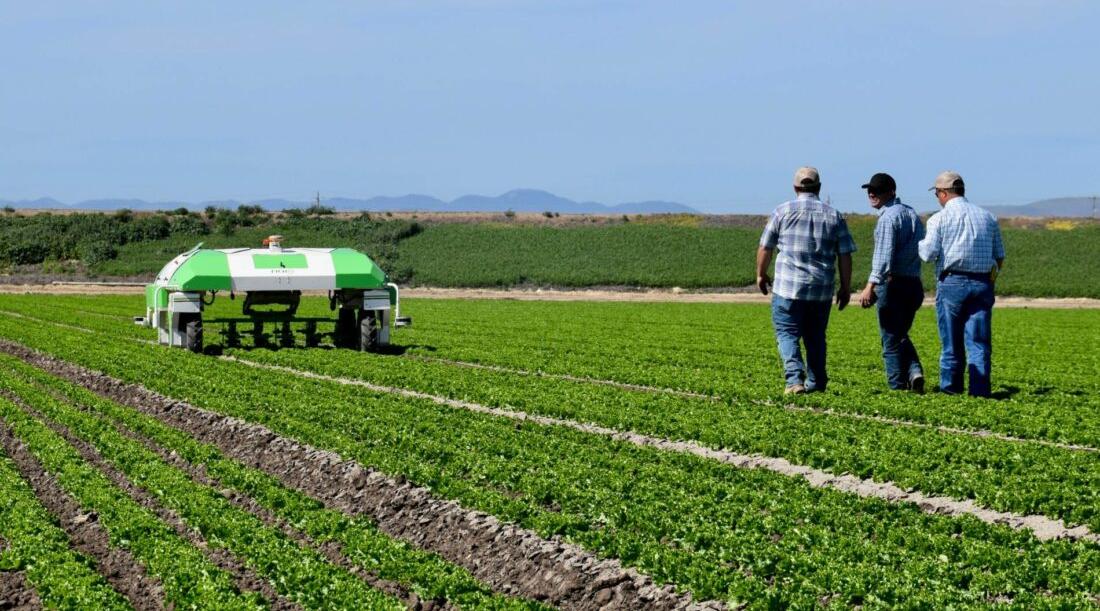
[
  {"xmin": 0, "ymin": 535, "xmax": 41, "ymax": 611},
  {"xmin": 0, "ymin": 572, "xmax": 40, "ymax": 611},
  {"xmin": 48, "ymin": 392, "xmax": 307, "ymax": 607},
  {"xmin": 30, "ymin": 381, "xmax": 437, "ymax": 611},
  {"xmin": 0, "ymin": 341, "xmax": 723, "ymax": 610},
  {"xmin": 0, "ymin": 418, "xmax": 167, "ymax": 610}
]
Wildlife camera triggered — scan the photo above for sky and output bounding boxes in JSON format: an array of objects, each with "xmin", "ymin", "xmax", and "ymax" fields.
[{"xmin": 1, "ymin": 1, "xmax": 1097, "ymax": 213}]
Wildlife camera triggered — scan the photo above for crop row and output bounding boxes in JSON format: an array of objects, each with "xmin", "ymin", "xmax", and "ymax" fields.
[
  {"xmin": 1, "ymin": 352, "xmax": 542, "ymax": 610},
  {"xmin": 12, "ymin": 292, "xmax": 1097, "ymax": 457},
  {"xmin": 0, "ymin": 356, "xmax": 571, "ymax": 609},
  {"xmin": 5, "ymin": 298, "xmax": 1099, "ymax": 532},
  {"xmin": 0, "ymin": 366, "xmax": 411, "ymax": 609},
  {"xmin": 21, "ymin": 293, "xmax": 1098, "ymax": 450},
  {"xmin": 227, "ymin": 335, "xmax": 1100, "ymax": 529},
  {"xmin": 0, "ymin": 315, "xmax": 1096, "ymax": 606},
  {"xmin": 394, "ymin": 299, "xmax": 1100, "ymax": 437},
  {"xmin": 404, "ymin": 300, "xmax": 1100, "ymax": 447},
  {"xmin": 0, "ymin": 451, "xmax": 132, "ymax": 609},
  {"xmin": 0, "ymin": 394, "xmax": 267, "ymax": 609}
]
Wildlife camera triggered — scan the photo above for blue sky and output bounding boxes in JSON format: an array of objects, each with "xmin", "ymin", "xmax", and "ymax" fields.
[{"xmin": 1, "ymin": 1, "xmax": 1097, "ymax": 213}]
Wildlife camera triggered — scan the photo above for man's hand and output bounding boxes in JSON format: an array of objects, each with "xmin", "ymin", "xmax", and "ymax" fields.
[
  {"xmin": 836, "ymin": 253, "xmax": 853, "ymax": 311},
  {"xmin": 859, "ymin": 284, "xmax": 877, "ymax": 309},
  {"xmin": 836, "ymin": 287, "xmax": 850, "ymax": 311},
  {"xmin": 757, "ymin": 274, "xmax": 771, "ymax": 295},
  {"xmin": 755, "ymin": 247, "xmax": 774, "ymax": 296},
  {"xmin": 991, "ymin": 258, "xmax": 1004, "ymax": 283}
]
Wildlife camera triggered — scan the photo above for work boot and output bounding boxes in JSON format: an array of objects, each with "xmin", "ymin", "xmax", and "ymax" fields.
[
  {"xmin": 784, "ymin": 384, "xmax": 807, "ymax": 395},
  {"xmin": 909, "ymin": 374, "xmax": 925, "ymax": 394}
]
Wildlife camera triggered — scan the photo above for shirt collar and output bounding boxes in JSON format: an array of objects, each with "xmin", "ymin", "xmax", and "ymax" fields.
[
  {"xmin": 944, "ymin": 196, "xmax": 967, "ymax": 208},
  {"xmin": 875, "ymin": 197, "xmax": 900, "ymax": 215},
  {"xmin": 795, "ymin": 192, "xmax": 820, "ymax": 202}
]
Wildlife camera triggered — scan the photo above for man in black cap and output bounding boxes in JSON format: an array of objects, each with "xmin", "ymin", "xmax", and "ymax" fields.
[{"xmin": 858, "ymin": 173, "xmax": 926, "ymax": 392}]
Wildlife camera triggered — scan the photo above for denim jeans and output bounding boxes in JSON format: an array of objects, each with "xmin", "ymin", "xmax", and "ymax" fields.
[
  {"xmin": 771, "ymin": 296, "xmax": 831, "ymax": 391},
  {"xmin": 875, "ymin": 277, "xmax": 924, "ymax": 390},
  {"xmin": 935, "ymin": 275, "xmax": 995, "ymax": 397}
]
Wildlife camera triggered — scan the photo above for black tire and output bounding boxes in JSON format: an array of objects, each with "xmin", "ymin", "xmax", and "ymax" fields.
[
  {"xmin": 304, "ymin": 321, "xmax": 319, "ymax": 348},
  {"xmin": 225, "ymin": 321, "xmax": 240, "ymax": 348},
  {"xmin": 184, "ymin": 317, "xmax": 203, "ymax": 353},
  {"xmin": 279, "ymin": 321, "xmax": 294, "ymax": 348},
  {"xmin": 359, "ymin": 310, "xmax": 378, "ymax": 352},
  {"xmin": 335, "ymin": 308, "xmax": 357, "ymax": 348},
  {"xmin": 252, "ymin": 320, "xmax": 266, "ymax": 348}
]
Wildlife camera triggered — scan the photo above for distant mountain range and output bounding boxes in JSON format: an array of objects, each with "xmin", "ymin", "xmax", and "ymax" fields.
[
  {"xmin": 982, "ymin": 197, "xmax": 1099, "ymax": 219},
  {"xmin": 3, "ymin": 192, "xmax": 1096, "ymax": 218},
  {"xmin": 0, "ymin": 189, "xmax": 700, "ymax": 215}
]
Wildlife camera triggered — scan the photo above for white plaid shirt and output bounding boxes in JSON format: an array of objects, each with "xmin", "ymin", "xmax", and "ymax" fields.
[
  {"xmin": 760, "ymin": 194, "xmax": 857, "ymax": 302},
  {"xmin": 918, "ymin": 197, "xmax": 1005, "ymax": 277}
]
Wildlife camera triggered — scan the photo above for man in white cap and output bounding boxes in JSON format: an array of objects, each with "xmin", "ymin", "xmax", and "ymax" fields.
[
  {"xmin": 757, "ymin": 166, "xmax": 856, "ymax": 395},
  {"xmin": 918, "ymin": 171, "xmax": 1005, "ymax": 397}
]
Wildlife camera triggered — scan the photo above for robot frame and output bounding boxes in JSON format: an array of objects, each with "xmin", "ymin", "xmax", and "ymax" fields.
[{"xmin": 135, "ymin": 235, "xmax": 410, "ymax": 353}]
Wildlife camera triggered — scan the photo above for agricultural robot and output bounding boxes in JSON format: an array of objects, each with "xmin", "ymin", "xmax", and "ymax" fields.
[{"xmin": 135, "ymin": 235, "xmax": 410, "ymax": 352}]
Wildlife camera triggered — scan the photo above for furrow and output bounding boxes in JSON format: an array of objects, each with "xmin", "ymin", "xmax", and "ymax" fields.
[
  {"xmin": 1, "ymin": 392, "xmax": 298, "ymax": 611},
  {"xmin": 0, "ymin": 572, "xmax": 40, "ymax": 611},
  {"xmin": 0, "ymin": 420, "xmax": 162, "ymax": 610},
  {"xmin": 43, "ymin": 382, "xmax": 439, "ymax": 611},
  {"xmin": 4, "ymin": 342, "xmax": 724, "ymax": 610},
  {"xmin": 222, "ymin": 355, "xmax": 1100, "ymax": 544},
  {"xmin": 0, "ymin": 533, "xmax": 42, "ymax": 611},
  {"xmin": 0, "ymin": 569, "xmax": 42, "ymax": 611}
]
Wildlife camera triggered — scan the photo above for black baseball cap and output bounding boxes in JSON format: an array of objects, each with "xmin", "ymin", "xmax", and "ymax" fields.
[{"xmin": 861, "ymin": 173, "xmax": 897, "ymax": 193}]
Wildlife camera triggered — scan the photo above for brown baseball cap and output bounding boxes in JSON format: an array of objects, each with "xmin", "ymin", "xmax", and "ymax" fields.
[
  {"xmin": 793, "ymin": 166, "xmax": 821, "ymax": 189},
  {"xmin": 929, "ymin": 170, "xmax": 964, "ymax": 191}
]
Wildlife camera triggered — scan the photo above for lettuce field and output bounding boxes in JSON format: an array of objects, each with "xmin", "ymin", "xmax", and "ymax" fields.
[{"xmin": 0, "ymin": 293, "xmax": 1097, "ymax": 609}]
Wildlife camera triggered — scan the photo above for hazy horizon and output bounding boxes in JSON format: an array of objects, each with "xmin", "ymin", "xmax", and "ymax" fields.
[{"xmin": 8, "ymin": 190, "xmax": 1099, "ymax": 218}]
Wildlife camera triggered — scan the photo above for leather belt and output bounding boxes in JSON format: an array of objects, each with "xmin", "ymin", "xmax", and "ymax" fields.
[{"xmin": 939, "ymin": 270, "xmax": 990, "ymax": 282}]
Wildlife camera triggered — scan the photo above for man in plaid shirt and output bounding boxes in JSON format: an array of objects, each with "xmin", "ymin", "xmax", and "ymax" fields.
[
  {"xmin": 756, "ymin": 167, "xmax": 856, "ymax": 395},
  {"xmin": 919, "ymin": 171, "xmax": 1005, "ymax": 397},
  {"xmin": 857, "ymin": 173, "xmax": 927, "ymax": 392}
]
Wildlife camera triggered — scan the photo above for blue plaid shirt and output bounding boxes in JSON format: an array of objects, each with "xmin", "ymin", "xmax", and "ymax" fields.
[
  {"xmin": 918, "ymin": 196, "xmax": 1005, "ymax": 277},
  {"xmin": 760, "ymin": 194, "xmax": 857, "ymax": 302},
  {"xmin": 868, "ymin": 198, "xmax": 924, "ymax": 285}
]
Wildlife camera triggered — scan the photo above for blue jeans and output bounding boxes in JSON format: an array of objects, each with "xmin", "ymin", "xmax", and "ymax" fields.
[
  {"xmin": 876, "ymin": 277, "xmax": 924, "ymax": 390},
  {"xmin": 771, "ymin": 296, "xmax": 831, "ymax": 391},
  {"xmin": 935, "ymin": 275, "xmax": 995, "ymax": 397}
]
